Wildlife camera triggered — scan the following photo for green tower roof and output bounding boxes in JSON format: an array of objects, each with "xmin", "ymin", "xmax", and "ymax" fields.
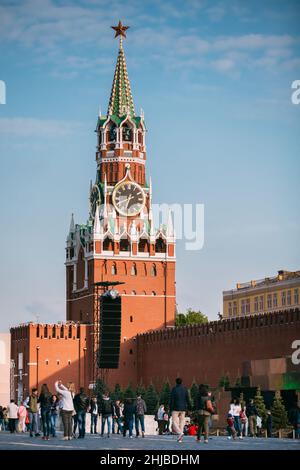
[{"xmin": 107, "ymin": 38, "xmax": 135, "ymax": 118}]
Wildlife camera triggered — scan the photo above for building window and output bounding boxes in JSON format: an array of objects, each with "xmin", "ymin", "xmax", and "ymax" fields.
[
  {"xmin": 281, "ymin": 291, "xmax": 286, "ymax": 306},
  {"xmin": 152, "ymin": 291, "xmax": 156, "ymax": 296},
  {"xmin": 68, "ymin": 326, "xmax": 72, "ymax": 338},
  {"xmin": 45, "ymin": 360, "xmax": 49, "ymax": 365},
  {"xmin": 233, "ymin": 301, "xmax": 237, "ymax": 316},
  {"xmin": 259, "ymin": 296, "xmax": 264, "ymax": 311},
  {"xmin": 129, "ymin": 349, "xmax": 133, "ymax": 355},
  {"xmin": 52, "ymin": 326, "xmax": 56, "ymax": 338},
  {"xmin": 68, "ymin": 360, "xmax": 71, "ymax": 365},
  {"xmin": 36, "ymin": 326, "xmax": 40, "ymax": 338},
  {"xmin": 246, "ymin": 298, "xmax": 250, "ymax": 314},
  {"xmin": 273, "ymin": 293, "xmax": 278, "ymax": 307},
  {"xmin": 267, "ymin": 294, "xmax": 272, "ymax": 309},
  {"xmin": 241, "ymin": 299, "xmax": 245, "ymax": 315},
  {"xmin": 130, "ymin": 316, "xmax": 133, "ymax": 323},
  {"xmin": 131, "ymin": 290, "xmax": 136, "ymax": 295},
  {"xmin": 60, "ymin": 327, "xmax": 64, "ymax": 338},
  {"xmin": 151, "ymin": 264, "xmax": 157, "ymax": 277},
  {"xmin": 287, "ymin": 290, "xmax": 291, "ymax": 306},
  {"xmin": 131, "ymin": 263, "xmax": 137, "ymax": 276},
  {"xmin": 56, "ymin": 360, "xmax": 60, "ymax": 365},
  {"xmin": 111, "ymin": 263, "xmax": 117, "ymax": 275},
  {"xmin": 294, "ymin": 289, "xmax": 299, "ymax": 305},
  {"xmin": 254, "ymin": 297, "xmax": 258, "ymax": 312},
  {"xmin": 44, "ymin": 326, "xmax": 48, "ymax": 338},
  {"xmin": 77, "ymin": 327, "xmax": 80, "ymax": 339},
  {"xmin": 228, "ymin": 302, "xmax": 232, "ymax": 316}
]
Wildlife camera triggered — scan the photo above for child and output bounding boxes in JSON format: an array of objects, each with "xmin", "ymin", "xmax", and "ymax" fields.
[{"xmin": 227, "ymin": 413, "xmax": 237, "ymax": 440}]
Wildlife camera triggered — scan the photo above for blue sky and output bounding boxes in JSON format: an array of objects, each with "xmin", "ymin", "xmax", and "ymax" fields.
[{"xmin": 0, "ymin": 0, "xmax": 299, "ymax": 331}]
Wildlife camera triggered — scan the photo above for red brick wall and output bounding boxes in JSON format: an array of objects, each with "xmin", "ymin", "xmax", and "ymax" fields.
[
  {"xmin": 136, "ymin": 310, "xmax": 300, "ymax": 390},
  {"xmin": 10, "ymin": 323, "xmax": 88, "ymax": 398}
]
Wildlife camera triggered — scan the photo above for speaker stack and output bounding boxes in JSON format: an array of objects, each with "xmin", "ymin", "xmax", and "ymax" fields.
[{"xmin": 97, "ymin": 294, "xmax": 122, "ymax": 369}]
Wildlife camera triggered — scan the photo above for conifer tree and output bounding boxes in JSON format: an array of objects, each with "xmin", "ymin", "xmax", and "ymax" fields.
[
  {"xmin": 123, "ymin": 383, "xmax": 135, "ymax": 400},
  {"xmin": 95, "ymin": 378, "xmax": 108, "ymax": 399},
  {"xmin": 254, "ymin": 386, "xmax": 267, "ymax": 421},
  {"xmin": 111, "ymin": 383, "xmax": 123, "ymax": 402},
  {"xmin": 145, "ymin": 383, "xmax": 159, "ymax": 415},
  {"xmin": 271, "ymin": 391, "xmax": 288, "ymax": 430},
  {"xmin": 136, "ymin": 382, "xmax": 146, "ymax": 398},
  {"xmin": 218, "ymin": 375, "xmax": 230, "ymax": 389},
  {"xmin": 159, "ymin": 380, "xmax": 171, "ymax": 408}
]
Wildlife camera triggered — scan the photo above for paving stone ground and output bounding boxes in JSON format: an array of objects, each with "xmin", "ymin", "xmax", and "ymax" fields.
[{"xmin": 0, "ymin": 431, "xmax": 299, "ymax": 450}]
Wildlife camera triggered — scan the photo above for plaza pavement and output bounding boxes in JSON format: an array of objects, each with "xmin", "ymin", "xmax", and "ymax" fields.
[{"xmin": 0, "ymin": 432, "xmax": 299, "ymax": 450}]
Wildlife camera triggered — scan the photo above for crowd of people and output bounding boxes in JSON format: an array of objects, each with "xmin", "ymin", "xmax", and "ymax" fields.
[
  {"xmin": 1, "ymin": 378, "xmax": 299, "ymax": 443},
  {"xmin": 0, "ymin": 381, "xmax": 148, "ymax": 441}
]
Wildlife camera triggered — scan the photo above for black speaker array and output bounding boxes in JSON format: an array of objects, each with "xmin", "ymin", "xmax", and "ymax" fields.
[{"xmin": 97, "ymin": 295, "xmax": 122, "ymax": 369}]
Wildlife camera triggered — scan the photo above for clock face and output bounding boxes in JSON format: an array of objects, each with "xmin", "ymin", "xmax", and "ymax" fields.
[
  {"xmin": 90, "ymin": 184, "xmax": 101, "ymax": 217},
  {"xmin": 112, "ymin": 181, "xmax": 145, "ymax": 217}
]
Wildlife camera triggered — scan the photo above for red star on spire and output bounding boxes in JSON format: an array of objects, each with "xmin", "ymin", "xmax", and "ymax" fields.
[{"xmin": 111, "ymin": 20, "xmax": 130, "ymax": 39}]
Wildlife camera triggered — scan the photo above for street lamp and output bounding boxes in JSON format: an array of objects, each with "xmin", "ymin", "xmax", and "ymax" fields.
[
  {"xmin": 36, "ymin": 346, "xmax": 40, "ymax": 390},
  {"xmin": 83, "ymin": 347, "xmax": 87, "ymax": 390}
]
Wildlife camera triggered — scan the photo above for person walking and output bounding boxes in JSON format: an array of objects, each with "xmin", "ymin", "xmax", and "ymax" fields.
[
  {"xmin": 100, "ymin": 392, "xmax": 114, "ymax": 438},
  {"xmin": 0, "ymin": 406, "xmax": 4, "ymax": 432},
  {"xmin": 50, "ymin": 395, "xmax": 59, "ymax": 437},
  {"xmin": 135, "ymin": 394, "xmax": 147, "ymax": 438},
  {"xmin": 156, "ymin": 404, "xmax": 165, "ymax": 435},
  {"xmin": 246, "ymin": 399, "xmax": 259, "ymax": 437},
  {"xmin": 123, "ymin": 398, "xmax": 135, "ymax": 438},
  {"xmin": 89, "ymin": 396, "xmax": 98, "ymax": 434},
  {"xmin": 227, "ymin": 413, "xmax": 237, "ymax": 440},
  {"xmin": 25, "ymin": 388, "xmax": 41, "ymax": 437},
  {"xmin": 240, "ymin": 405, "xmax": 248, "ymax": 437},
  {"xmin": 7, "ymin": 399, "xmax": 19, "ymax": 433},
  {"xmin": 17, "ymin": 401, "xmax": 27, "ymax": 433},
  {"xmin": 55, "ymin": 380, "xmax": 75, "ymax": 440},
  {"xmin": 266, "ymin": 410, "xmax": 272, "ymax": 437},
  {"xmin": 38, "ymin": 384, "xmax": 53, "ymax": 440},
  {"xmin": 73, "ymin": 387, "xmax": 89, "ymax": 439},
  {"xmin": 195, "ymin": 384, "xmax": 214, "ymax": 444},
  {"xmin": 113, "ymin": 400, "xmax": 123, "ymax": 434},
  {"xmin": 232, "ymin": 398, "xmax": 243, "ymax": 439},
  {"xmin": 170, "ymin": 377, "xmax": 191, "ymax": 443}
]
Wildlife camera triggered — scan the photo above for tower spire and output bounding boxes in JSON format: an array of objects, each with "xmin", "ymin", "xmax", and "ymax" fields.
[{"xmin": 108, "ymin": 21, "xmax": 135, "ymax": 118}]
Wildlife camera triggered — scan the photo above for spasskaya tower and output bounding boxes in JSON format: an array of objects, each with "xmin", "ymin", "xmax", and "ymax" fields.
[{"xmin": 65, "ymin": 22, "xmax": 176, "ymax": 388}]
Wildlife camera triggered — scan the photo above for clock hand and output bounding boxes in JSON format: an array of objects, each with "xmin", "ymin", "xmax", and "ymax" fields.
[{"xmin": 126, "ymin": 195, "xmax": 133, "ymax": 209}]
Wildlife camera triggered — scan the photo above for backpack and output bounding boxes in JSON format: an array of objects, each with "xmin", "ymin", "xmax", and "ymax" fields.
[{"xmin": 198, "ymin": 396, "xmax": 213, "ymax": 414}]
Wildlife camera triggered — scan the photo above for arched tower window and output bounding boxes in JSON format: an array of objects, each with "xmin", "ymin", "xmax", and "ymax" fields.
[
  {"xmin": 111, "ymin": 263, "xmax": 117, "ymax": 275},
  {"xmin": 155, "ymin": 237, "xmax": 166, "ymax": 253},
  {"xmin": 151, "ymin": 264, "xmax": 157, "ymax": 277},
  {"xmin": 123, "ymin": 262, "xmax": 127, "ymax": 275},
  {"xmin": 122, "ymin": 123, "xmax": 132, "ymax": 142},
  {"xmin": 103, "ymin": 237, "xmax": 113, "ymax": 251},
  {"xmin": 138, "ymin": 239, "xmax": 149, "ymax": 253},
  {"xmin": 109, "ymin": 124, "xmax": 117, "ymax": 142},
  {"xmin": 131, "ymin": 263, "xmax": 137, "ymax": 276},
  {"xmin": 120, "ymin": 238, "xmax": 130, "ymax": 251}
]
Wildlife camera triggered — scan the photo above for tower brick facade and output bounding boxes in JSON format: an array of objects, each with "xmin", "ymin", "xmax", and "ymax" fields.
[{"xmin": 65, "ymin": 34, "xmax": 176, "ymax": 388}]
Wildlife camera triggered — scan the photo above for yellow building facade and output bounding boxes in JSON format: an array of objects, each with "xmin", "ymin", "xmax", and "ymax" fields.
[{"xmin": 223, "ymin": 270, "xmax": 300, "ymax": 318}]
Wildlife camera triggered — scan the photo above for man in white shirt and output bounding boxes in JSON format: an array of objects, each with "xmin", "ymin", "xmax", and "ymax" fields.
[{"xmin": 7, "ymin": 399, "xmax": 19, "ymax": 433}]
